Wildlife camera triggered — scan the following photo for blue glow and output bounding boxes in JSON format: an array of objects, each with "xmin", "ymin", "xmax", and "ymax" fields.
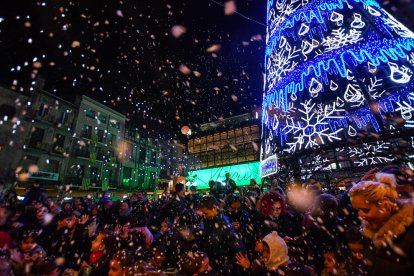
[
  {"xmin": 262, "ymin": 0, "xmax": 414, "ymax": 162},
  {"xmin": 267, "ymin": 0, "xmax": 380, "ymax": 46},
  {"xmin": 264, "ymin": 37, "xmax": 414, "ymax": 111}
]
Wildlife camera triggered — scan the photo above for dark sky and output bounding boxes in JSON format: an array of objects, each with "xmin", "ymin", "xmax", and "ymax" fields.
[
  {"xmin": 0, "ymin": 0, "xmax": 413, "ymax": 139},
  {"xmin": 0, "ymin": 0, "xmax": 266, "ymax": 139}
]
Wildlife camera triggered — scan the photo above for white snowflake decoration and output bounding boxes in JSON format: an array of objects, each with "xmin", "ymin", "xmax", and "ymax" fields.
[{"xmin": 283, "ymin": 100, "xmax": 345, "ymax": 153}]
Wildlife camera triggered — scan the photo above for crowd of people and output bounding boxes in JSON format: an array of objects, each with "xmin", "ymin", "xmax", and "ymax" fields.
[{"xmin": 0, "ymin": 165, "xmax": 413, "ymax": 275}]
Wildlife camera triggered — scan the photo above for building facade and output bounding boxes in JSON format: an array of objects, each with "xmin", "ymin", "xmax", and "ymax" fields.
[
  {"xmin": 187, "ymin": 112, "xmax": 261, "ymax": 189},
  {"xmin": 0, "ymin": 82, "xmax": 183, "ymax": 195}
]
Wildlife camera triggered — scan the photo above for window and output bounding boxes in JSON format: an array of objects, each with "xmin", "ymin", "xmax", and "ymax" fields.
[
  {"xmin": 48, "ymin": 160, "xmax": 60, "ymax": 173},
  {"xmin": 110, "ymin": 119, "xmax": 120, "ymax": 129},
  {"xmin": 52, "ymin": 134, "xmax": 65, "ymax": 153},
  {"xmin": 96, "ymin": 147, "xmax": 103, "ymax": 160},
  {"xmin": 137, "ymin": 169, "xmax": 145, "ymax": 185},
  {"xmin": 123, "ymin": 167, "xmax": 132, "ymax": 185},
  {"xmin": 148, "ymin": 171, "xmax": 156, "ymax": 189},
  {"xmin": 59, "ymin": 111, "xmax": 68, "ymax": 126},
  {"xmin": 77, "ymin": 142, "xmax": 89, "ymax": 158},
  {"xmin": 139, "ymin": 147, "xmax": 146, "ymax": 162},
  {"xmin": 150, "ymin": 150, "xmax": 157, "ymax": 165},
  {"xmin": 82, "ymin": 125, "xmax": 92, "ymax": 139},
  {"xmin": 29, "ymin": 127, "xmax": 45, "ymax": 149},
  {"xmin": 97, "ymin": 129, "xmax": 105, "ymax": 143},
  {"xmin": 85, "ymin": 108, "xmax": 96, "ymax": 119},
  {"xmin": 97, "ymin": 113, "xmax": 106, "ymax": 123},
  {"xmin": 38, "ymin": 103, "xmax": 49, "ymax": 118},
  {"xmin": 90, "ymin": 167, "xmax": 100, "ymax": 186}
]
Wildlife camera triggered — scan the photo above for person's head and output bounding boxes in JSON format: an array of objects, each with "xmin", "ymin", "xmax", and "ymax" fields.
[
  {"xmin": 103, "ymin": 191, "xmax": 111, "ymax": 198},
  {"xmin": 0, "ymin": 206, "xmax": 12, "ymax": 226},
  {"xmin": 225, "ymin": 194, "xmax": 242, "ymax": 214},
  {"xmin": 108, "ymin": 250, "xmax": 135, "ymax": 276},
  {"xmin": 63, "ymin": 202, "xmax": 72, "ymax": 212},
  {"xmin": 180, "ymin": 251, "xmax": 210, "ymax": 275},
  {"xmin": 323, "ymin": 248, "xmax": 346, "ymax": 273},
  {"xmin": 36, "ymin": 206, "xmax": 49, "ymax": 222},
  {"xmin": 250, "ymin": 178, "xmax": 257, "ymax": 186},
  {"xmin": 208, "ymin": 180, "xmax": 216, "ymax": 189},
  {"xmin": 33, "ymin": 181, "xmax": 41, "ymax": 188},
  {"xmin": 259, "ymin": 192, "xmax": 287, "ymax": 218},
  {"xmin": 199, "ymin": 196, "xmax": 220, "ymax": 219},
  {"xmin": 56, "ymin": 213, "xmax": 71, "ymax": 229},
  {"xmin": 189, "ymin": 185, "xmax": 197, "ymax": 194},
  {"xmin": 44, "ymin": 197, "xmax": 53, "ymax": 207},
  {"xmin": 311, "ymin": 193, "xmax": 338, "ymax": 218},
  {"xmin": 160, "ymin": 219, "xmax": 172, "ymax": 234},
  {"xmin": 175, "ymin": 183, "xmax": 185, "ymax": 197},
  {"xmin": 104, "ymin": 200, "xmax": 113, "ymax": 209},
  {"xmin": 91, "ymin": 231, "xmax": 115, "ymax": 254},
  {"xmin": 119, "ymin": 200, "xmax": 131, "ymax": 217},
  {"xmin": 20, "ymin": 233, "xmax": 39, "ymax": 253},
  {"xmin": 0, "ymin": 255, "xmax": 12, "ymax": 276},
  {"xmin": 349, "ymin": 174, "xmax": 398, "ymax": 231},
  {"xmin": 346, "ymin": 226, "xmax": 364, "ymax": 261},
  {"xmin": 257, "ymin": 231, "xmax": 289, "ymax": 271},
  {"xmin": 225, "ymin": 172, "xmax": 230, "ymax": 180}
]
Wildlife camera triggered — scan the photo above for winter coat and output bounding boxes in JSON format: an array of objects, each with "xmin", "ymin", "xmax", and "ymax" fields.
[
  {"xmin": 361, "ymin": 201, "xmax": 414, "ymax": 275},
  {"xmin": 302, "ymin": 215, "xmax": 347, "ymax": 274},
  {"xmin": 198, "ymin": 212, "xmax": 244, "ymax": 274},
  {"xmin": 22, "ymin": 187, "xmax": 46, "ymax": 205},
  {"xmin": 226, "ymin": 207, "xmax": 257, "ymax": 254}
]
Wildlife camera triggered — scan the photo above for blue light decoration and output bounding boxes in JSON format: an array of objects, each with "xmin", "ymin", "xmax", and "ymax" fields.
[{"xmin": 261, "ymin": 0, "xmax": 414, "ymax": 179}]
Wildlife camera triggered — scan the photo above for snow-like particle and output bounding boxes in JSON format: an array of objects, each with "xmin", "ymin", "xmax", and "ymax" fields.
[
  {"xmin": 171, "ymin": 25, "xmax": 187, "ymax": 38},
  {"xmin": 71, "ymin": 41, "xmax": 81, "ymax": 48},
  {"xmin": 207, "ymin": 44, "xmax": 221, "ymax": 53},
  {"xmin": 224, "ymin": 1, "xmax": 237, "ymax": 15},
  {"xmin": 179, "ymin": 64, "xmax": 191, "ymax": 75}
]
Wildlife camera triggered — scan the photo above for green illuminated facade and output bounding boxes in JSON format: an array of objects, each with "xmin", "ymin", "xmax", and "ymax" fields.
[{"xmin": 187, "ymin": 161, "xmax": 260, "ymax": 190}]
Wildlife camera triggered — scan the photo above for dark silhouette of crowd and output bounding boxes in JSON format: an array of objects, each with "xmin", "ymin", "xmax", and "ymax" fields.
[{"xmin": 0, "ymin": 165, "xmax": 413, "ymax": 275}]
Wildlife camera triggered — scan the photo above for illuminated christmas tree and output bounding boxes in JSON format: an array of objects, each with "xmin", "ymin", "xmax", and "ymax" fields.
[{"xmin": 261, "ymin": 0, "xmax": 414, "ymax": 180}]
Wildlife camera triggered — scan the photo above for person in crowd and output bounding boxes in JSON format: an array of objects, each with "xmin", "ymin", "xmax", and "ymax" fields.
[
  {"xmin": 108, "ymin": 250, "xmax": 135, "ymax": 276},
  {"xmin": 0, "ymin": 205, "xmax": 12, "ymax": 249},
  {"xmin": 98, "ymin": 190, "xmax": 111, "ymax": 206},
  {"xmin": 116, "ymin": 200, "xmax": 132, "ymax": 226},
  {"xmin": 179, "ymin": 250, "xmax": 214, "ymax": 275},
  {"xmin": 257, "ymin": 191, "xmax": 302, "ymax": 241},
  {"xmin": 10, "ymin": 231, "xmax": 46, "ymax": 275},
  {"xmin": 22, "ymin": 181, "xmax": 46, "ymax": 206},
  {"xmin": 235, "ymin": 231, "xmax": 312, "ymax": 275},
  {"xmin": 223, "ymin": 172, "xmax": 237, "ymax": 194},
  {"xmin": 320, "ymin": 247, "xmax": 347, "ymax": 276},
  {"xmin": 198, "ymin": 195, "xmax": 244, "ymax": 274},
  {"xmin": 0, "ymin": 252, "xmax": 13, "ymax": 276},
  {"xmin": 80, "ymin": 231, "xmax": 116, "ymax": 275},
  {"xmin": 349, "ymin": 173, "xmax": 414, "ymax": 275},
  {"xmin": 186, "ymin": 185, "xmax": 200, "ymax": 209},
  {"xmin": 225, "ymin": 194, "xmax": 256, "ymax": 255},
  {"xmin": 302, "ymin": 194, "xmax": 346, "ymax": 274},
  {"xmin": 345, "ymin": 226, "xmax": 368, "ymax": 275}
]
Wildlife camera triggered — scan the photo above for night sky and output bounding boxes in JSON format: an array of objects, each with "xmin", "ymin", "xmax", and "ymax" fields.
[{"xmin": 0, "ymin": 0, "xmax": 413, "ymax": 139}]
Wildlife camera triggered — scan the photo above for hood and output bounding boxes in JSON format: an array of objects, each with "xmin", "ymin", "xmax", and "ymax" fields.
[{"xmin": 262, "ymin": 231, "xmax": 289, "ymax": 271}]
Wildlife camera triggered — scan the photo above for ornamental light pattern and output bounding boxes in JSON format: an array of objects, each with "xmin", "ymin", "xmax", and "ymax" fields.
[{"xmin": 261, "ymin": 0, "xmax": 414, "ymax": 178}]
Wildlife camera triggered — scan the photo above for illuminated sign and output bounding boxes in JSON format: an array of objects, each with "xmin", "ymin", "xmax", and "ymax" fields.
[
  {"xmin": 188, "ymin": 162, "xmax": 261, "ymax": 190},
  {"xmin": 29, "ymin": 171, "xmax": 59, "ymax": 182},
  {"xmin": 260, "ymin": 155, "xmax": 278, "ymax": 177}
]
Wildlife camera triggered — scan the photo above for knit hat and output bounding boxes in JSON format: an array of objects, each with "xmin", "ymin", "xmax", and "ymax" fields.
[{"xmin": 262, "ymin": 231, "xmax": 289, "ymax": 271}]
